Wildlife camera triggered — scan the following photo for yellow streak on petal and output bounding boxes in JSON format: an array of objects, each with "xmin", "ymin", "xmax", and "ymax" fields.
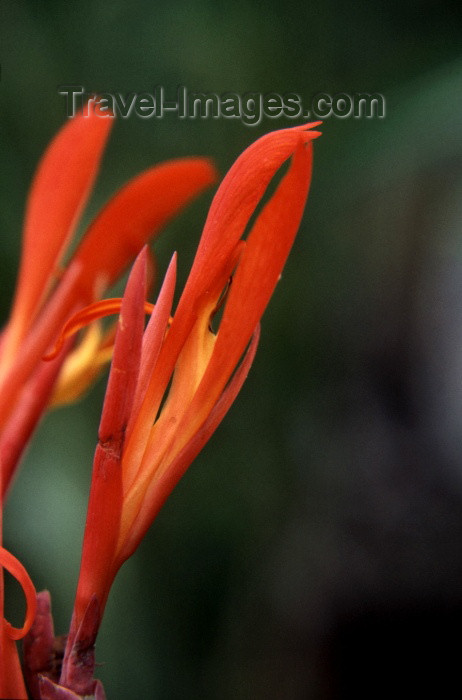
[
  {"xmin": 49, "ymin": 322, "xmax": 114, "ymax": 406},
  {"xmin": 117, "ymin": 305, "xmax": 217, "ymax": 556}
]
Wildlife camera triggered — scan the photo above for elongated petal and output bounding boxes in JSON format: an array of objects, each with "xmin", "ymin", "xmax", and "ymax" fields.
[
  {"xmin": 123, "ymin": 253, "xmax": 177, "ymax": 491},
  {"xmin": 71, "ymin": 158, "xmax": 216, "ymax": 298},
  {"xmin": 194, "ymin": 138, "xmax": 313, "ymax": 415},
  {"xmin": 69, "ymin": 249, "xmax": 147, "ymax": 640},
  {"xmin": 3, "ymin": 111, "xmax": 112, "ymax": 362},
  {"xmin": 134, "ymin": 253, "xmax": 176, "ymax": 420},
  {"xmin": 98, "ymin": 249, "xmax": 147, "ymax": 445}
]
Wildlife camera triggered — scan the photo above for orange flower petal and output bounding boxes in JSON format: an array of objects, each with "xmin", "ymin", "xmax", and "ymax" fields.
[
  {"xmin": 194, "ymin": 137, "xmax": 314, "ymax": 415},
  {"xmin": 3, "ymin": 110, "xmax": 112, "ymax": 361},
  {"xmin": 98, "ymin": 248, "xmax": 147, "ymax": 446},
  {"xmin": 71, "ymin": 158, "xmax": 217, "ymax": 299},
  {"xmin": 124, "ymin": 253, "xmax": 177, "ymax": 484},
  {"xmin": 70, "ymin": 248, "xmax": 148, "ymax": 636}
]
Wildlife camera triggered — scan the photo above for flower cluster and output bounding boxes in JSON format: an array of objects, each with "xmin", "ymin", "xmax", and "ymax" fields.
[{"xmin": 0, "ymin": 111, "xmax": 320, "ymax": 698}]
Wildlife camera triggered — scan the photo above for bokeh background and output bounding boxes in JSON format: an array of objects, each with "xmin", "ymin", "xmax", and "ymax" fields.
[{"xmin": 2, "ymin": 1, "xmax": 462, "ymax": 697}]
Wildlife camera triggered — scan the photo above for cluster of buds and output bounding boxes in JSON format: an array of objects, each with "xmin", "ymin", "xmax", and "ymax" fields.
[{"xmin": 0, "ymin": 109, "xmax": 320, "ymax": 698}]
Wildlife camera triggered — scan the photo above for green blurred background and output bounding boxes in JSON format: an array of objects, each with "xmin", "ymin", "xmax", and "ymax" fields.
[{"xmin": 2, "ymin": 1, "xmax": 462, "ymax": 697}]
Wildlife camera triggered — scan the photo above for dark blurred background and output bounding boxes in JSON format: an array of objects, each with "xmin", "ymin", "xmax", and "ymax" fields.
[{"xmin": 2, "ymin": 1, "xmax": 462, "ymax": 698}]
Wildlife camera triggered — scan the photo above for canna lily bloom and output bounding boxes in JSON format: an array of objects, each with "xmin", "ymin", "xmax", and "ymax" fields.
[
  {"xmin": 53, "ymin": 122, "xmax": 321, "ymax": 696},
  {"xmin": 0, "ymin": 108, "xmax": 216, "ymax": 498}
]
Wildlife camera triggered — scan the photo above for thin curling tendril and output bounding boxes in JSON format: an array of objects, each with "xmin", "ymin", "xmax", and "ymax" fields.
[{"xmin": 43, "ymin": 298, "xmax": 156, "ymax": 361}]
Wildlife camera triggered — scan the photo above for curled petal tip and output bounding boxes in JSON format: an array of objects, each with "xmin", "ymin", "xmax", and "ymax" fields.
[
  {"xmin": 0, "ymin": 546, "xmax": 37, "ymax": 640},
  {"xmin": 295, "ymin": 122, "xmax": 322, "ymax": 142}
]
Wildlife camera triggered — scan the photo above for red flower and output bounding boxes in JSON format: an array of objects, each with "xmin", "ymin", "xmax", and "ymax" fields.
[
  {"xmin": 0, "ymin": 109, "xmax": 216, "ymax": 498},
  {"xmin": 57, "ymin": 122, "xmax": 321, "ymax": 695}
]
